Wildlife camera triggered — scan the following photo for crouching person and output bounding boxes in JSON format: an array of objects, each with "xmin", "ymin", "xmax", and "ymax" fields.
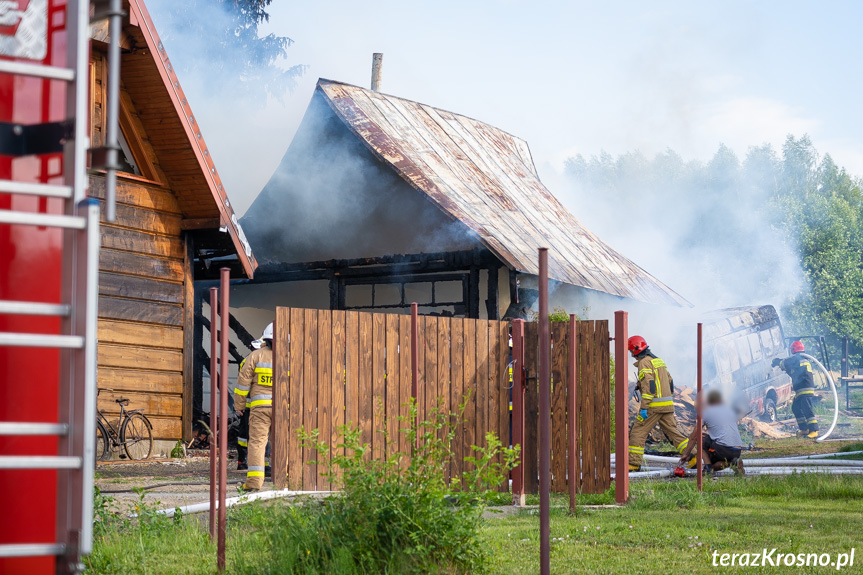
[{"xmin": 680, "ymin": 389, "xmax": 745, "ymax": 474}]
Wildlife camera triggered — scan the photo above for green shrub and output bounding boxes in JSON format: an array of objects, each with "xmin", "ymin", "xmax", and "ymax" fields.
[{"xmin": 235, "ymin": 399, "xmax": 519, "ymax": 575}]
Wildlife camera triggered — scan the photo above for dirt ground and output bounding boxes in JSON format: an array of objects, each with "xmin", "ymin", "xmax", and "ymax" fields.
[{"xmin": 95, "ymin": 450, "xmax": 276, "ymax": 513}]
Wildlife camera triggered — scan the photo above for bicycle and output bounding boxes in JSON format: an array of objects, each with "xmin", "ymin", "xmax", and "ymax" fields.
[{"xmin": 95, "ymin": 390, "xmax": 154, "ymax": 461}]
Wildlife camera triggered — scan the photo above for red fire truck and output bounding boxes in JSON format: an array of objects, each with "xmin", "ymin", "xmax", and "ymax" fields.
[{"xmin": 1, "ymin": 1, "xmax": 120, "ymax": 572}]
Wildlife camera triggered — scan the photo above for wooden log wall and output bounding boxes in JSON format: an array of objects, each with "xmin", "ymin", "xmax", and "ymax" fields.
[
  {"xmin": 272, "ymin": 307, "xmax": 510, "ymax": 491},
  {"xmin": 90, "ymin": 52, "xmax": 187, "ymax": 441},
  {"xmin": 523, "ymin": 320, "xmax": 611, "ymax": 494}
]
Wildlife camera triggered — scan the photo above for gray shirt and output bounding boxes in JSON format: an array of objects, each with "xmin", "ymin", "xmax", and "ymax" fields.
[{"xmin": 703, "ymin": 404, "xmax": 743, "ymax": 448}]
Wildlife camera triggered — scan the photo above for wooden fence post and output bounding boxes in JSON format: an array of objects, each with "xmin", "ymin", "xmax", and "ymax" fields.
[{"xmin": 614, "ymin": 311, "xmax": 629, "ymax": 505}]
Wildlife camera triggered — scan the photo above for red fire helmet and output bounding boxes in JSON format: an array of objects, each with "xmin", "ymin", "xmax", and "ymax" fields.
[
  {"xmin": 791, "ymin": 340, "xmax": 805, "ymax": 353},
  {"xmin": 628, "ymin": 335, "xmax": 648, "ymax": 355}
]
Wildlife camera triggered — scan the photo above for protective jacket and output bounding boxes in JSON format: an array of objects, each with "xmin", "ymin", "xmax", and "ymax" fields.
[
  {"xmin": 778, "ymin": 353, "xmax": 815, "ymax": 395},
  {"xmin": 233, "ymin": 346, "xmax": 274, "ymax": 411},
  {"xmin": 634, "ymin": 351, "xmax": 675, "ymax": 413}
]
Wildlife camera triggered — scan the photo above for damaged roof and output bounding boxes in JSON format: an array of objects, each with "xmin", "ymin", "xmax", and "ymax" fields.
[{"xmin": 316, "ymin": 79, "xmax": 689, "ymax": 306}]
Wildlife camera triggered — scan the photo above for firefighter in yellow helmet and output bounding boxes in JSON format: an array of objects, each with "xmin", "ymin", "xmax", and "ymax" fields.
[
  {"xmin": 626, "ymin": 335, "xmax": 689, "ymax": 472},
  {"xmin": 234, "ymin": 322, "xmax": 274, "ymax": 491}
]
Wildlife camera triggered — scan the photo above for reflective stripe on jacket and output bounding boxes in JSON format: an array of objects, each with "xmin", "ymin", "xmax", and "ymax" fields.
[
  {"xmin": 634, "ymin": 354, "xmax": 675, "ymax": 413},
  {"xmin": 778, "ymin": 353, "xmax": 815, "ymax": 393},
  {"xmin": 234, "ymin": 346, "xmax": 274, "ymax": 411}
]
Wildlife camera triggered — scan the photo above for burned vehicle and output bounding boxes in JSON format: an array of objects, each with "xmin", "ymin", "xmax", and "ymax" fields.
[{"xmin": 703, "ymin": 305, "xmax": 793, "ymax": 421}]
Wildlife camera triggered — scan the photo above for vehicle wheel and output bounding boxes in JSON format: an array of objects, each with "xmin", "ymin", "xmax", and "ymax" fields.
[
  {"xmin": 95, "ymin": 420, "xmax": 109, "ymax": 463},
  {"xmin": 762, "ymin": 397, "xmax": 777, "ymax": 423},
  {"xmin": 122, "ymin": 413, "xmax": 153, "ymax": 461}
]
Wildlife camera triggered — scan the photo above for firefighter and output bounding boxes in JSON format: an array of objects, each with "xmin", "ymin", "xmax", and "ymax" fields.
[
  {"xmin": 772, "ymin": 341, "xmax": 819, "ymax": 438},
  {"xmin": 627, "ymin": 335, "xmax": 689, "ymax": 472},
  {"xmin": 234, "ymin": 338, "xmax": 261, "ymax": 471},
  {"xmin": 234, "ymin": 323, "xmax": 274, "ymax": 491}
]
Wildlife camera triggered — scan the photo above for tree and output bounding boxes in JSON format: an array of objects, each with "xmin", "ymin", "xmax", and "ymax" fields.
[
  {"xmin": 563, "ymin": 136, "xmax": 863, "ymax": 361},
  {"xmin": 151, "ymin": 0, "xmax": 305, "ymax": 102}
]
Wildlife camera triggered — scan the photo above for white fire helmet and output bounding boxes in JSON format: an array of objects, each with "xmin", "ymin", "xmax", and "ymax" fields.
[{"xmin": 262, "ymin": 322, "xmax": 274, "ymax": 341}]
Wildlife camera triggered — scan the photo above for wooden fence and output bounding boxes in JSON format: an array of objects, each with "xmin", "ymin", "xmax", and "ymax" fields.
[
  {"xmin": 522, "ymin": 320, "xmax": 612, "ymax": 494},
  {"xmin": 270, "ymin": 308, "xmax": 611, "ymax": 494},
  {"xmin": 271, "ymin": 307, "xmax": 510, "ymax": 491}
]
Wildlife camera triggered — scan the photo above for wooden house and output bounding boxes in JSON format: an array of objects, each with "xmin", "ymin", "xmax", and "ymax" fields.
[
  {"xmin": 236, "ymin": 79, "xmax": 687, "ymax": 328},
  {"xmin": 89, "ymin": 0, "xmax": 257, "ymax": 444}
]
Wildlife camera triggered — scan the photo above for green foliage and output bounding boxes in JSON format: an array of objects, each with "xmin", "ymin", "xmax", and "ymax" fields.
[
  {"xmin": 170, "ymin": 440, "xmax": 185, "ymax": 459},
  {"xmin": 152, "ymin": 0, "xmax": 305, "ymax": 102},
  {"xmin": 565, "ymin": 136, "xmax": 863, "ymax": 363},
  {"xmin": 235, "ymin": 399, "xmax": 519, "ymax": 574},
  {"xmin": 527, "ymin": 306, "xmax": 577, "ymax": 323}
]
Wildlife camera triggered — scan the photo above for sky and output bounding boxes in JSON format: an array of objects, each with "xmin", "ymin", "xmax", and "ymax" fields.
[{"xmin": 149, "ymin": 0, "xmax": 863, "ymax": 217}]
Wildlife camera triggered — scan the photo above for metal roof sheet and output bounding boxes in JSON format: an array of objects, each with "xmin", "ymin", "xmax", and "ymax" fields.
[{"xmin": 317, "ymin": 79, "xmax": 689, "ymax": 306}]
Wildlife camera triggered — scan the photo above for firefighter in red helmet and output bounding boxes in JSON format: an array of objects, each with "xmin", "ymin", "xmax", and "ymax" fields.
[
  {"xmin": 626, "ymin": 335, "xmax": 689, "ymax": 471},
  {"xmin": 772, "ymin": 340, "xmax": 819, "ymax": 438}
]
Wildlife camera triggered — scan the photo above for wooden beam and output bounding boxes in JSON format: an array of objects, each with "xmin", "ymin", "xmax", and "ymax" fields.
[
  {"xmin": 486, "ymin": 265, "xmax": 499, "ymax": 320},
  {"xmin": 181, "ymin": 217, "xmax": 222, "ymax": 230},
  {"xmin": 182, "ymin": 234, "xmax": 195, "ymax": 442},
  {"xmin": 192, "ymin": 285, "xmax": 205, "ymax": 416}
]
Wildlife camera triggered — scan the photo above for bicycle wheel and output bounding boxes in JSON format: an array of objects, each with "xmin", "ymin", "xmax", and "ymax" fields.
[
  {"xmin": 121, "ymin": 412, "xmax": 153, "ymax": 461},
  {"xmin": 95, "ymin": 419, "xmax": 109, "ymax": 463}
]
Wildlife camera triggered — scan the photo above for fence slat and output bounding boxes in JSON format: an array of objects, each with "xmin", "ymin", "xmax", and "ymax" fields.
[
  {"xmin": 551, "ymin": 322, "xmax": 567, "ymax": 493},
  {"xmin": 524, "ymin": 321, "xmax": 539, "ymax": 493},
  {"xmin": 273, "ymin": 307, "xmax": 290, "ymax": 490},
  {"xmin": 417, "ymin": 316, "xmax": 426, "ymax": 424},
  {"xmin": 437, "ymin": 317, "xmax": 451, "ymax": 478},
  {"xmin": 346, "ymin": 311, "xmax": 359, "ymax": 431},
  {"xmin": 583, "ymin": 321, "xmax": 597, "ymax": 492},
  {"xmin": 599, "ymin": 320, "xmax": 612, "ymax": 490},
  {"xmin": 317, "ymin": 310, "xmax": 332, "ymax": 490},
  {"xmin": 487, "ymin": 321, "xmax": 499, "ymax": 453},
  {"xmin": 496, "ymin": 321, "xmax": 510, "ymax": 491},
  {"xmin": 373, "ymin": 313, "xmax": 387, "ymax": 460},
  {"xmin": 463, "ymin": 319, "xmax": 477, "ymax": 475},
  {"xmin": 386, "ymin": 314, "xmax": 400, "ymax": 459},
  {"xmin": 359, "ymin": 313, "xmax": 373, "ymax": 460},
  {"xmin": 450, "ymin": 317, "xmax": 465, "ymax": 483},
  {"xmin": 424, "ymin": 317, "xmax": 438, "ymax": 425},
  {"xmin": 303, "ymin": 309, "xmax": 318, "ymax": 489},
  {"xmin": 288, "ymin": 309, "xmax": 304, "ymax": 489},
  {"xmin": 331, "ymin": 310, "xmax": 346, "ymax": 487},
  {"xmin": 399, "ymin": 315, "xmax": 412, "ymax": 457},
  {"xmin": 475, "ymin": 320, "xmax": 489, "ymax": 457}
]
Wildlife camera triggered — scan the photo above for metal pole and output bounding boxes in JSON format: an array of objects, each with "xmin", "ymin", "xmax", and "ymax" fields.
[
  {"xmin": 103, "ymin": 0, "xmax": 123, "ymax": 221},
  {"xmin": 567, "ymin": 315, "xmax": 578, "ymax": 513},
  {"xmin": 208, "ymin": 287, "xmax": 218, "ymax": 540},
  {"xmin": 218, "ymin": 269, "xmax": 230, "ymax": 571},
  {"xmin": 538, "ymin": 248, "xmax": 550, "ymax": 575},
  {"xmin": 614, "ymin": 311, "xmax": 629, "ymax": 504},
  {"xmin": 511, "ymin": 319, "xmax": 526, "ymax": 506},
  {"xmin": 696, "ymin": 322, "xmax": 703, "ymax": 493},
  {"xmin": 411, "ymin": 303, "xmax": 419, "ymax": 438}
]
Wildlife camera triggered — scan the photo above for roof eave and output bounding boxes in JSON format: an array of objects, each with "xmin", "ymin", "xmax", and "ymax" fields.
[{"xmin": 126, "ymin": 0, "xmax": 257, "ymax": 278}]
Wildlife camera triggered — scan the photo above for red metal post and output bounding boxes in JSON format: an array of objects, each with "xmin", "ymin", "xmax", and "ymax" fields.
[
  {"xmin": 208, "ymin": 287, "xmax": 218, "ymax": 539},
  {"xmin": 218, "ymin": 268, "xmax": 230, "ymax": 572},
  {"xmin": 567, "ymin": 315, "xmax": 578, "ymax": 513},
  {"xmin": 410, "ymin": 302, "xmax": 419, "ymax": 437},
  {"xmin": 511, "ymin": 319, "xmax": 526, "ymax": 506},
  {"xmin": 696, "ymin": 322, "xmax": 703, "ymax": 492},
  {"xmin": 614, "ymin": 311, "xmax": 629, "ymax": 505},
  {"xmin": 538, "ymin": 248, "xmax": 551, "ymax": 575}
]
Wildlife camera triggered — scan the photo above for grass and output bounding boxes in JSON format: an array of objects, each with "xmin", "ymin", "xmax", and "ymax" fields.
[
  {"xmin": 87, "ymin": 474, "xmax": 863, "ymax": 574},
  {"xmin": 484, "ymin": 474, "xmax": 863, "ymax": 574}
]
